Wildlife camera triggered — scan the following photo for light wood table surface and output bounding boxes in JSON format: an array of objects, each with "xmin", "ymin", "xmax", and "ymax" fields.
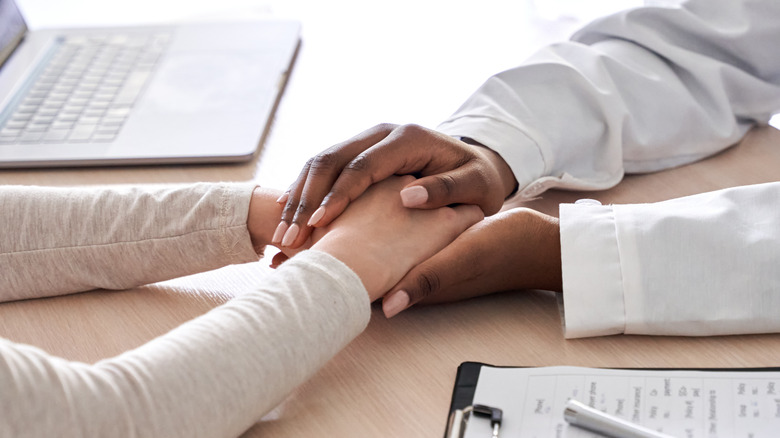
[{"xmin": 3, "ymin": 1, "xmax": 780, "ymax": 437}]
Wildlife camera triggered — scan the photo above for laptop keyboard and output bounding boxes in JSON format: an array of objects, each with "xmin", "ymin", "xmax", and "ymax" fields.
[{"xmin": 0, "ymin": 33, "xmax": 170, "ymax": 145}]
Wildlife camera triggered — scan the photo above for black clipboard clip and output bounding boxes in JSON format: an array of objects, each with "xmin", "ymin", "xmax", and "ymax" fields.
[{"xmin": 445, "ymin": 404, "xmax": 503, "ymax": 438}]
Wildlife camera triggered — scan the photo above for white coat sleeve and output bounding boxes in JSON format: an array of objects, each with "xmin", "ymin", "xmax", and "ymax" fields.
[
  {"xmin": 559, "ymin": 182, "xmax": 780, "ymax": 338},
  {"xmin": 438, "ymin": 0, "xmax": 780, "ymax": 200}
]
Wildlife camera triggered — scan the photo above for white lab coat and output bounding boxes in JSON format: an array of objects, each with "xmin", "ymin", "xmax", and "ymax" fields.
[{"xmin": 438, "ymin": 0, "xmax": 780, "ymax": 337}]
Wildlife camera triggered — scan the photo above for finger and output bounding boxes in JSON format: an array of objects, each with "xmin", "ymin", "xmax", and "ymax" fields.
[
  {"xmin": 315, "ymin": 124, "xmax": 445, "ymax": 227},
  {"xmin": 381, "ymin": 237, "xmax": 479, "ymax": 318},
  {"xmin": 281, "ymin": 124, "xmax": 397, "ymax": 248},
  {"xmin": 273, "ymin": 162, "xmax": 311, "ymax": 245},
  {"xmin": 400, "ymin": 164, "xmax": 503, "ymax": 215},
  {"xmin": 448, "ymin": 203, "xmax": 485, "ymax": 235},
  {"xmin": 270, "ymin": 251, "xmax": 290, "ymax": 269},
  {"xmin": 380, "ymin": 204, "xmax": 484, "ymax": 318}
]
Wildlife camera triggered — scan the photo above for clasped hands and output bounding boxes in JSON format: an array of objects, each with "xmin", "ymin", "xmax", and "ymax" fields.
[{"xmin": 256, "ymin": 124, "xmax": 563, "ymax": 318}]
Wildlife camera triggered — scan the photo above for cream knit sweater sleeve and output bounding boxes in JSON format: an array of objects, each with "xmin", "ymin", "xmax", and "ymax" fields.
[
  {"xmin": 0, "ymin": 183, "xmax": 371, "ymax": 438},
  {"xmin": 1, "ymin": 183, "xmax": 259, "ymax": 301}
]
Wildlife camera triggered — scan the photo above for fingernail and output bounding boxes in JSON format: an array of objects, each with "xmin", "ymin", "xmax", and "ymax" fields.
[
  {"xmin": 308, "ymin": 206, "xmax": 326, "ymax": 226},
  {"xmin": 281, "ymin": 223, "xmax": 300, "ymax": 247},
  {"xmin": 383, "ymin": 290, "xmax": 410, "ymax": 318},
  {"xmin": 276, "ymin": 193, "xmax": 289, "ymax": 204},
  {"xmin": 400, "ymin": 186, "xmax": 428, "ymax": 207},
  {"xmin": 271, "ymin": 221, "xmax": 288, "ymax": 245}
]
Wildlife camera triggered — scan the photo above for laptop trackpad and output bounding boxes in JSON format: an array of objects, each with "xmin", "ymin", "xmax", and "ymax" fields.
[{"xmin": 139, "ymin": 53, "xmax": 277, "ymax": 113}]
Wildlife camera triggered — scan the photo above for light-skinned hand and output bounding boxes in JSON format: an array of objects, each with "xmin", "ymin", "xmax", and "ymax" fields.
[
  {"xmin": 272, "ymin": 123, "xmax": 516, "ymax": 249},
  {"xmin": 310, "ymin": 175, "xmax": 484, "ymax": 301},
  {"xmin": 380, "ymin": 207, "xmax": 562, "ymax": 317},
  {"xmin": 247, "ymin": 186, "xmax": 309, "ymax": 260}
]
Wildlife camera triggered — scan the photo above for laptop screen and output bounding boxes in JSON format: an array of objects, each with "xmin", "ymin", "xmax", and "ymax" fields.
[{"xmin": 0, "ymin": 0, "xmax": 27, "ymax": 68}]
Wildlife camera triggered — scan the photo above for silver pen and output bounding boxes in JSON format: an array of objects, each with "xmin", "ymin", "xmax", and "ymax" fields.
[{"xmin": 564, "ymin": 399, "xmax": 676, "ymax": 438}]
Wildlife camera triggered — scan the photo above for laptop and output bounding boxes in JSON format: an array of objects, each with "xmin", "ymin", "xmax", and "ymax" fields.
[{"xmin": 0, "ymin": 0, "xmax": 300, "ymax": 168}]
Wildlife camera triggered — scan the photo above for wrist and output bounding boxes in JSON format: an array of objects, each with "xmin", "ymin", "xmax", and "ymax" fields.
[
  {"xmin": 461, "ymin": 137, "xmax": 518, "ymax": 199},
  {"xmin": 247, "ymin": 186, "xmax": 285, "ymax": 255},
  {"xmin": 311, "ymin": 232, "xmax": 388, "ymax": 301},
  {"xmin": 526, "ymin": 210, "xmax": 563, "ymax": 292}
]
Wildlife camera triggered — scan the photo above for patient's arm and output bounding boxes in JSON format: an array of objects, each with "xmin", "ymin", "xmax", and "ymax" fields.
[
  {"xmin": 0, "ymin": 183, "xmax": 270, "ymax": 302},
  {"xmin": 0, "ymin": 177, "xmax": 482, "ymax": 438}
]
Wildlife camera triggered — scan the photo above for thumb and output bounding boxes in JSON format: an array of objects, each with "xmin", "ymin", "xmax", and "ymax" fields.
[
  {"xmin": 269, "ymin": 251, "xmax": 290, "ymax": 268},
  {"xmin": 382, "ymin": 212, "xmax": 528, "ymax": 318},
  {"xmin": 382, "ymin": 243, "xmax": 470, "ymax": 318},
  {"xmin": 399, "ymin": 166, "xmax": 504, "ymax": 215}
]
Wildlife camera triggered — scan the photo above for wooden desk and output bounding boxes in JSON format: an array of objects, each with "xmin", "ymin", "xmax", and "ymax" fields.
[
  {"xmin": 3, "ymin": 1, "xmax": 780, "ymax": 437},
  {"xmin": 3, "ymin": 131, "xmax": 780, "ymax": 438}
]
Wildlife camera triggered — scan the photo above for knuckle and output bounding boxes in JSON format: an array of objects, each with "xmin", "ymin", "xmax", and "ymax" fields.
[
  {"xmin": 309, "ymin": 151, "xmax": 341, "ymax": 172},
  {"xmin": 439, "ymin": 206, "xmax": 459, "ymax": 223},
  {"xmin": 321, "ymin": 191, "xmax": 347, "ymax": 209},
  {"xmin": 281, "ymin": 199, "xmax": 298, "ymax": 220},
  {"xmin": 294, "ymin": 198, "xmax": 315, "ymax": 217},
  {"xmin": 374, "ymin": 122, "xmax": 398, "ymax": 134},
  {"xmin": 454, "ymin": 152, "xmax": 474, "ymax": 168},
  {"xmin": 396, "ymin": 123, "xmax": 425, "ymax": 138},
  {"xmin": 414, "ymin": 268, "xmax": 442, "ymax": 300},
  {"xmin": 344, "ymin": 153, "xmax": 371, "ymax": 173},
  {"xmin": 433, "ymin": 173, "xmax": 458, "ymax": 197}
]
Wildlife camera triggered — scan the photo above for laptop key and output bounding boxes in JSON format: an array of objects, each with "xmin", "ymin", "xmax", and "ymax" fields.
[
  {"xmin": 19, "ymin": 131, "xmax": 45, "ymax": 142},
  {"xmin": 5, "ymin": 120, "xmax": 27, "ymax": 130},
  {"xmin": 92, "ymin": 133, "xmax": 117, "ymax": 143},
  {"xmin": 57, "ymin": 114, "xmax": 80, "ymax": 123},
  {"xmin": 83, "ymin": 109, "xmax": 106, "ymax": 118},
  {"xmin": 105, "ymin": 107, "xmax": 131, "ymax": 118},
  {"xmin": 25, "ymin": 124, "xmax": 50, "ymax": 132},
  {"xmin": 114, "ymin": 71, "xmax": 152, "ymax": 105},
  {"xmin": 68, "ymin": 124, "xmax": 97, "ymax": 142},
  {"xmin": 43, "ymin": 129, "xmax": 70, "ymax": 142},
  {"xmin": 78, "ymin": 116, "xmax": 101, "ymax": 125},
  {"xmin": 1, "ymin": 128, "xmax": 23, "ymax": 137},
  {"xmin": 51, "ymin": 121, "xmax": 75, "ymax": 130},
  {"xmin": 96, "ymin": 125, "xmax": 121, "ymax": 135},
  {"xmin": 100, "ymin": 116, "xmax": 125, "ymax": 126},
  {"xmin": 10, "ymin": 113, "xmax": 33, "ymax": 122},
  {"xmin": 16, "ymin": 105, "xmax": 39, "ymax": 114}
]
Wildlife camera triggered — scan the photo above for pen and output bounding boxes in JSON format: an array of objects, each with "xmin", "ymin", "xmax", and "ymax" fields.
[{"xmin": 564, "ymin": 399, "xmax": 676, "ymax": 438}]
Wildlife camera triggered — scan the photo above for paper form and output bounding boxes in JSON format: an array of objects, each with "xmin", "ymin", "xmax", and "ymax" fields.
[{"xmin": 463, "ymin": 366, "xmax": 780, "ymax": 438}]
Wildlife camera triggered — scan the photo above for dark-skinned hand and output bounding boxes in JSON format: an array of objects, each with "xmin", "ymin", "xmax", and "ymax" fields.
[
  {"xmin": 272, "ymin": 123, "xmax": 517, "ymax": 248},
  {"xmin": 380, "ymin": 207, "xmax": 563, "ymax": 318}
]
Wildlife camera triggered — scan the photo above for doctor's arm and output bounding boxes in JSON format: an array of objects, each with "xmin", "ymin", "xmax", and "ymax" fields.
[
  {"xmin": 384, "ymin": 182, "xmax": 780, "ymax": 339},
  {"xmin": 277, "ymin": 0, "xmax": 780, "ymax": 248}
]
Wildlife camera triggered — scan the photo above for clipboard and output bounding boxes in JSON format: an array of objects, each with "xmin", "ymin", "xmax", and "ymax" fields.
[
  {"xmin": 443, "ymin": 362, "xmax": 780, "ymax": 438},
  {"xmin": 444, "ymin": 362, "xmax": 497, "ymax": 438}
]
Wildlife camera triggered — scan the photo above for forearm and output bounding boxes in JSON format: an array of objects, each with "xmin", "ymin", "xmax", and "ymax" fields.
[
  {"xmin": 0, "ymin": 250, "xmax": 370, "ymax": 438},
  {"xmin": 560, "ymin": 182, "xmax": 780, "ymax": 338},
  {"xmin": 0, "ymin": 183, "xmax": 259, "ymax": 302},
  {"xmin": 439, "ymin": 0, "xmax": 780, "ymax": 199}
]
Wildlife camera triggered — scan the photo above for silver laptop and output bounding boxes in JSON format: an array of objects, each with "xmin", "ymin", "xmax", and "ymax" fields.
[{"xmin": 0, "ymin": 0, "xmax": 300, "ymax": 168}]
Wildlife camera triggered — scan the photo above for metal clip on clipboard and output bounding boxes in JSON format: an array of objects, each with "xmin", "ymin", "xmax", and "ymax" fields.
[{"xmin": 446, "ymin": 404, "xmax": 503, "ymax": 438}]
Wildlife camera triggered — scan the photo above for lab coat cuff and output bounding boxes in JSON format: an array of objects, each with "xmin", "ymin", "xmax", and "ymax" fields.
[
  {"xmin": 559, "ymin": 202, "xmax": 626, "ymax": 338},
  {"xmin": 437, "ymin": 116, "xmax": 545, "ymax": 202}
]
